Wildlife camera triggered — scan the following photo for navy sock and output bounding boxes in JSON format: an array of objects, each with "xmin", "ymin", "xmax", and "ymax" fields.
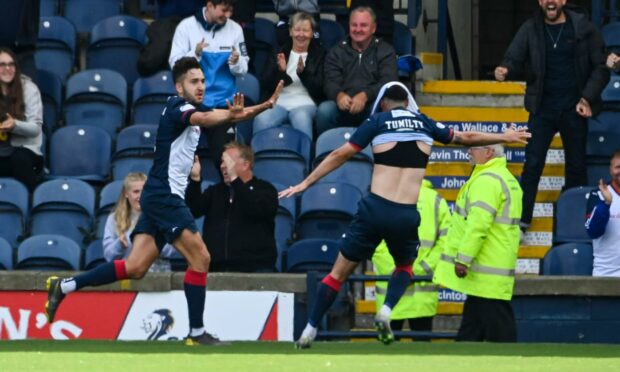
[
  {"xmin": 73, "ymin": 261, "xmax": 125, "ymax": 290},
  {"xmin": 184, "ymin": 270, "xmax": 207, "ymax": 329},
  {"xmin": 384, "ymin": 266, "xmax": 413, "ymax": 309},
  {"xmin": 308, "ymin": 274, "xmax": 342, "ymax": 327}
]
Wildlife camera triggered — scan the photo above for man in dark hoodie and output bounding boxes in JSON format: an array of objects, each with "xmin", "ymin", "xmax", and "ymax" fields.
[
  {"xmin": 495, "ymin": 0, "xmax": 609, "ymax": 234},
  {"xmin": 186, "ymin": 141, "xmax": 278, "ymax": 273},
  {"xmin": 316, "ymin": 6, "xmax": 398, "ymax": 136}
]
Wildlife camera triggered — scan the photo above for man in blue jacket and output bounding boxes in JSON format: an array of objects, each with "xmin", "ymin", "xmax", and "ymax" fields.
[{"xmin": 495, "ymin": 0, "xmax": 609, "ymax": 235}]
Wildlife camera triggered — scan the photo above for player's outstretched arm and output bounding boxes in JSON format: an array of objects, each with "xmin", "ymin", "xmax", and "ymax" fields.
[
  {"xmin": 452, "ymin": 124, "xmax": 531, "ymax": 146},
  {"xmin": 189, "ymin": 81, "xmax": 284, "ymax": 128},
  {"xmin": 228, "ymin": 80, "xmax": 285, "ymax": 123},
  {"xmin": 279, "ymin": 143, "xmax": 358, "ymax": 199}
]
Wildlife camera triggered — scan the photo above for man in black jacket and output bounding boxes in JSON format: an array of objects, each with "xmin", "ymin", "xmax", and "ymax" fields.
[
  {"xmin": 316, "ymin": 6, "xmax": 398, "ymax": 136},
  {"xmin": 495, "ymin": 0, "xmax": 609, "ymax": 233},
  {"xmin": 186, "ymin": 141, "xmax": 278, "ymax": 272}
]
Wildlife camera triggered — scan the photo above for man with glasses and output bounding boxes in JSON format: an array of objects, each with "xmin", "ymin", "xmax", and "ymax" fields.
[{"xmin": 434, "ymin": 144, "xmax": 522, "ymax": 342}]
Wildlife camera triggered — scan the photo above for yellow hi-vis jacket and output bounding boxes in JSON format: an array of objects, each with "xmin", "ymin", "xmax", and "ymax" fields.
[
  {"xmin": 434, "ymin": 156, "xmax": 522, "ymax": 301},
  {"xmin": 372, "ymin": 179, "xmax": 451, "ymax": 319}
]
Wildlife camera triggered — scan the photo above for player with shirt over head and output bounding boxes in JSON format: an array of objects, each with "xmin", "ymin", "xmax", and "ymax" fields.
[
  {"xmin": 280, "ymin": 82, "xmax": 531, "ymax": 348},
  {"xmin": 44, "ymin": 57, "xmax": 283, "ymax": 346}
]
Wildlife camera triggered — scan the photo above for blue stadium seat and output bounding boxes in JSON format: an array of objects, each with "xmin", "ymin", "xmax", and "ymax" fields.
[
  {"xmin": 36, "ymin": 16, "xmax": 76, "ymax": 80},
  {"xmin": 315, "ymin": 127, "xmax": 373, "ymax": 161},
  {"xmin": 252, "ymin": 127, "xmax": 312, "ymax": 186},
  {"xmin": 112, "ymin": 124, "xmax": 157, "ymax": 180},
  {"xmin": 319, "ymin": 19, "xmax": 345, "ymax": 50},
  {"xmin": 40, "ymin": 0, "xmax": 59, "ymax": 17},
  {"xmin": 95, "ymin": 180, "xmax": 124, "ymax": 239},
  {"xmin": 30, "ymin": 179, "xmax": 95, "ymax": 248},
  {"xmin": 542, "ymin": 242, "xmax": 593, "ymax": 276},
  {"xmin": 156, "ymin": 0, "xmax": 203, "ymax": 18},
  {"xmin": 63, "ymin": 0, "xmax": 123, "ymax": 34},
  {"xmin": 602, "ymin": 75, "xmax": 620, "ymax": 109},
  {"xmin": 49, "ymin": 126, "xmax": 112, "ymax": 181},
  {"xmin": 553, "ymin": 186, "xmax": 591, "ymax": 245},
  {"xmin": 236, "ymin": 73, "xmax": 260, "ymax": 104},
  {"xmin": 87, "ymin": 15, "xmax": 149, "ymax": 86},
  {"xmin": 587, "ymin": 163, "xmax": 611, "ymax": 187},
  {"xmin": 132, "ymin": 70, "xmax": 175, "ymax": 124},
  {"xmin": 297, "ymin": 182, "xmax": 362, "ymax": 240},
  {"xmin": 84, "ymin": 239, "xmax": 106, "ymax": 270},
  {"xmin": 0, "ymin": 178, "xmax": 29, "ymax": 249},
  {"xmin": 586, "ymin": 111, "xmax": 620, "ymax": 164},
  {"xmin": 393, "ymin": 21, "xmax": 413, "ymax": 56},
  {"xmin": 314, "ymin": 127, "xmax": 373, "ymax": 194},
  {"xmin": 36, "ymin": 69, "xmax": 63, "ymax": 135},
  {"xmin": 16, "ymin": 234, "xmax": 81, "ymax": 271},
  {"xmin": 286, "ymin": 239, "xmax": 339, "ymax": 273},
  {"xmin": 602, "ymin": 21, "xmax": 620, "ymax": 52},
  {"xmin": 252, "ymin": 126, "xmax": 312, "ymax": 165},
  {"xmin": 253, "ymin": 18, "xmax": 278, "ymax": 77},
  {"xmin": 0, "ymin": 237, "xmax": 12, "ymax": 270},
  {"xmin": 64, "ymin": 69, "xmax": 128, "ymax": 139},
  {"xmin": 271, "ymin": 183, "xmax": 297, "ymax": 272}
]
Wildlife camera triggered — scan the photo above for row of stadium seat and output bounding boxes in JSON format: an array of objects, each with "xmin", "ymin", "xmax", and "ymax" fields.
[{"xmin": 37, "ymin": 68, "xmax": 261, "ymax": 138}]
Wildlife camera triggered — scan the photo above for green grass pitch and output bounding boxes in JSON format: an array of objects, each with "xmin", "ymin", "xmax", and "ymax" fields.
[{"xmin": 2, "ymin": 340, "xmax": 620, "ymax": 371}]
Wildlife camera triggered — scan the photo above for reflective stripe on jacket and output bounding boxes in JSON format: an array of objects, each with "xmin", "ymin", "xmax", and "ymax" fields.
[{"xmin": 434, "ymin": 157, "xmax": 522, "ymax": 301}]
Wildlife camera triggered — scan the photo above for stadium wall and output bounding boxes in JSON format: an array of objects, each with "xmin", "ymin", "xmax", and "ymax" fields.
[{"xmin": 2, "ymin": 272, "xmax": 620, "ymax": 343}]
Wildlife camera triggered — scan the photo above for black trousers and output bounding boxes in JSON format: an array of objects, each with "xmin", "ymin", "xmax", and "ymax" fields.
[
  {"xmin": 520, "ymin": 108, "xmax": 587, "ymax": 225},
  {"xmin": 456, "ymin": 295, "xmax": 516, "ymax": 342},
  {"xmin": 0, "ymin": 147, "xmax": 44, "ymax": 192},
  {"xmin": 391, "ymin": 316, "xmax": 433, "ymax": 341}
]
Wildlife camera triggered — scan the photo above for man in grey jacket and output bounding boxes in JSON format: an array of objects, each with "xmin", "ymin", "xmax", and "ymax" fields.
[
  {"xmin": 495, "ymin": 0, "xmax": 609, "ymax": 233},
  {"xmin": 316, "ymin": 6, "xmax": 398, "ymax": 136}
]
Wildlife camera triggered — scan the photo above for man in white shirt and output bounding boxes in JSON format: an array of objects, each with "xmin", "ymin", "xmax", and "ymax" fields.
[
  {"xmin": 169, "ymin": 0, "xmax": 250, "ymax": 173},
  {"xmin": 585, "ymin": 149, "xmax": 620, "ymax": 276}
]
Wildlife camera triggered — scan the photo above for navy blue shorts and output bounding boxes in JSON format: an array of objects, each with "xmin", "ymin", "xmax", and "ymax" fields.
[
  {"xmin": 131, "ymin": 190, "xmax": 198, "ymax": 251},
  {"xmin": 340, "ymin": 193, "xmax": 420, "ymax": 263}
]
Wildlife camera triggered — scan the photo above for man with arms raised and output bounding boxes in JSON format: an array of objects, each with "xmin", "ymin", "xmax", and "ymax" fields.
[
  {"xmin": 280, "ymin": 82, "xmax": 530, "ymax": 348},
  {"xmin": 44, "ymin": 57, "xmax": 283, "ymax": 346}
]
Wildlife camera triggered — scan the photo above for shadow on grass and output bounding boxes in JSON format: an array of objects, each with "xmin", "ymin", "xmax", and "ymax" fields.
[{"xmin": 2, "ymin": 340, "xmax": 620, "ymax": 357}]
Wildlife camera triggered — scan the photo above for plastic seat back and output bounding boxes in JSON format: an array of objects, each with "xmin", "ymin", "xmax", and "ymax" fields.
[
  {"xmin": 319, "ymin": 19, "xmax": 345, "ymax": 50},
  {"xmin": 17, "ymin": 234, "xmax": 81, "ymax": 271},
  {"xmin": 298, "ymin": 182, "xmax": 362, "ymax": 240},
  {"xmin": 84, "ymin": 239, "xmax": 106, "ymax": 270},
  {"xmin": 0, "ymin": 237, "xmax": 13, "ymax": 270},
  {"xmin": 0, "ymin": 178, "xmax": 29, "ymax": 248},
  {"xmin": 31, "ymin": 179, "xmax": 96, "ymax": 248},
  {"xmin": 64, "ymin": 69, "xmax": 127, "ymax": 137},
  {"xmin": 132, "ymin": 70, "xmax": 175, "ymax": 124},
  {"xmin": 87, "ymin": 15, "xmax": 148, "ymax": 85},
  {"xmin": 36, "ymin": 16, "xmax": 76, "ymax": 80},
  {"xmin": 553, "ymin": 187, "xmax": 591, "ymax": 244},
  {"xmin": 49, "ymin": 126, "xmax": 112, "ymax": 181},
  {"xmin": 542, "ymin": 242, "xmax": 593, "ymax": 275},
  {"xmin": 64, "ymin": 0, "xmax": 123, "ymax": 33},
  {"xmin": 286, "ymin": 239, "xmax": 339, "ymax": 273}
]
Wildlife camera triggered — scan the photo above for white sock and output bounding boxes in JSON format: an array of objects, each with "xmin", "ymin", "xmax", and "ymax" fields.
[
  {"xmin": 379, "ymin": 304, "xmax": 392, "ymax": 318},
  {"xmin": 190, "ymin": 327, "xmax": 205, "ymax": 337},
  {"xmin": 301, "ymin": 323, "xmax": 317, "ymax": 339},
  {"xmin": 60, "ymin": 279, "xmax": 76, "ymax": 294}
]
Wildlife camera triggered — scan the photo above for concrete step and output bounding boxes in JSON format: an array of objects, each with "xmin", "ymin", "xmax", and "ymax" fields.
[{"xmin": 417, "ymin": 80, "xmax": 525, "ymax": 108}]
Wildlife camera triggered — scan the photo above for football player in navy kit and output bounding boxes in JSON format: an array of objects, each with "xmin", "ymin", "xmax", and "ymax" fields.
[
  {"xmin": 45, "ymin": 57, "xmax": 283, "ymax": 345},
  {"xmin": 280, "ymin": 82, "xmax": 531, "ymax": 348}
]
